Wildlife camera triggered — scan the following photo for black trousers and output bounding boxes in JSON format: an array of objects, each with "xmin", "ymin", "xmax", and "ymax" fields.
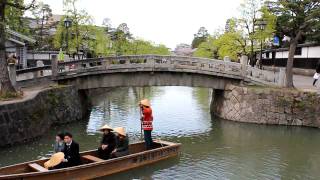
[
  {"xmin": 144, "ymin": 130, "xmax": 153, "ymax": 150},
  {"xmin": 98, "ymin": 147, "xmax": 112, "ymax": 160}
]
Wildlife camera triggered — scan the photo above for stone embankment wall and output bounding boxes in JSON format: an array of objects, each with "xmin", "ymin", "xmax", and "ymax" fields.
[
  {"xmin": 0, "ymin": 86, "xmax": 89, "ymax": 147},
  {"xmin": 211, "ymin": 85, "xmax": 320, "ymax": 128}
]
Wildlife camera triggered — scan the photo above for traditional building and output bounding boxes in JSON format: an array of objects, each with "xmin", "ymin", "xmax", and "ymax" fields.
[
  {"xmin": 5, "ymin": 29, "xmax": 36, "ymax": 69},
  {"xmin": 261, "ymin": 43, "xmax": 320, "ymax": 69}
]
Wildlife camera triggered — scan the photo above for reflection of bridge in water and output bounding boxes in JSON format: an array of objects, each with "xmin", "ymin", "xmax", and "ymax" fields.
[{"xmin": 14, "ymin": 55, "xmax": 285, "ymax": 89}]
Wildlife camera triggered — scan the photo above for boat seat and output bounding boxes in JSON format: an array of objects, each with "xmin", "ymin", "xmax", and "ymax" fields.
[
  {"xmin": 82, "ymin": 155, "xmax": 104, "ymax": 162},
  {"xmin": 28, "ymin": 163, "xmax": 48, "ymax": 172}
]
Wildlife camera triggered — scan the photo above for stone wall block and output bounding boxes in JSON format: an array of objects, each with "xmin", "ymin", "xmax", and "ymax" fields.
[
  {"xmin": 211, "ymin": 84, "xmax": 320, "ymax": 128},
  {"xmin": 0, "ymin": 86, "xmax": 89, "ymax": 147}
]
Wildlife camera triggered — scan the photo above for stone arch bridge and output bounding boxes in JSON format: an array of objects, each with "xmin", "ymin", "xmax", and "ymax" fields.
[{"xmin": 14, "ymin": 55, "xmax": 285, "ymax": 90}]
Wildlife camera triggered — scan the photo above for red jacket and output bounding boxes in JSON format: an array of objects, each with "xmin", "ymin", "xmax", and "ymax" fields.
[{"xmin": 142, "ymin": 107, "xmax": 153, "ymax": 130}]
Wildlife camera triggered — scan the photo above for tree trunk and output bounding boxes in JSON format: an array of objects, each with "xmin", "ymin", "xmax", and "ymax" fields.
[
  {"xmin": 0, "ymin": 2, "xmax": 16, "ymax": 95},
  {"xmin": 250, "ymin": 39, "xmax": 254, "ymax": 66},
  {"xmin": 285, "ymin": 31, "xmax": 302, "ymax": 88}
]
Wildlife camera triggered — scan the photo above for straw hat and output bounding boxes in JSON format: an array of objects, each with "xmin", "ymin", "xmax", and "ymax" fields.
[
  {"xmin": 99, "ymin": 124, "xmax": 113, "ymax": 131},
  {"xmin": 114, "ymin": 127, "xmax": 126, "ymax": 136},
  {"xmin": 44, "ymin": 152, "xmax": 65, "ymax": 169},
  {"xmin": 140, "ymin": 99, "xmax": 151, "ymax": 107}
]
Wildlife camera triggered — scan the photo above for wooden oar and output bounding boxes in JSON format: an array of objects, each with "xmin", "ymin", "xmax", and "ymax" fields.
[{"xmin": 139, "ymin": 106, "xmax": 143, "ymax": 140}]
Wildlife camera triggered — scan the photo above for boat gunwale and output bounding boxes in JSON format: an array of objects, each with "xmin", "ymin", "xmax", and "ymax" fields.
[{"xmin": 0, "ymin": 140, "xmax": 181, "ymax": 179}]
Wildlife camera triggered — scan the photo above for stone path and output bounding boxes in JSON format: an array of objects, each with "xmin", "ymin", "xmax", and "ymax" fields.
[
  {"xmin": 0, "ymin": 84, "xmax": 56, "ymax": 105},
  {"xmin": 293, "ymin": 74, "xmax": 318, "ymax": 92}
]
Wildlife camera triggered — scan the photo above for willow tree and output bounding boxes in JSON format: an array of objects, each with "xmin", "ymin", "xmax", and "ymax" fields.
[
  {"xmin": 268, "ymin": 0, "xmax": 320, "ymax": 87},
  {"xmin": 0, "ymin": 0, "xmax": 35, "ymax": 95}
]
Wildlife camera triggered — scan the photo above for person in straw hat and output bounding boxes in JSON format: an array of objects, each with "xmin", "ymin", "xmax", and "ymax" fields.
[
  {"xmin": 44, "ymin": 152, "xmax": 65, "ymax": 169},
  {"xmin": 111, "ymin": 127, "xmax": 129, "ymax": 158},
  {"xmin": 139, "ymin": 99, "xmax": 153, "ymax": 150},
  {"xmin": 98, "ymin": 124, "xmax": 117, "ymax": 160}
]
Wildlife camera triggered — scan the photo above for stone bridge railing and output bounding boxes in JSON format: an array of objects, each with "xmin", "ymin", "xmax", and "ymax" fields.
[{"xmin": 11, "ymin": 55, "xmax": 286, "ymax": 87}]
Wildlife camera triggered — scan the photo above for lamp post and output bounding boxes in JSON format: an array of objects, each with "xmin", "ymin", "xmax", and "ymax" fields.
[
  {"xmin": 255, "ymin": 20, "xmax": 267, "ymax": 69},
  {"xmin": 64, "ymin": 16, "xmax": 72, "ymax": 54}
]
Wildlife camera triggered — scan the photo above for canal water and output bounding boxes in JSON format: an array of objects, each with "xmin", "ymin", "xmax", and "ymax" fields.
[{"xmin": 1, "ymin": 86, "xmax": 320, "ymax": 179}]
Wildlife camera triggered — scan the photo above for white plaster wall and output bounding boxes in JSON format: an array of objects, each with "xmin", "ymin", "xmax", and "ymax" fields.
[
  {"xmin": 307, "ymin": 46, "xmax": 320, "ymax": 58},
  {"xmin": 274, "ymin": 46, "xmax": 320, "ymax": 59}
]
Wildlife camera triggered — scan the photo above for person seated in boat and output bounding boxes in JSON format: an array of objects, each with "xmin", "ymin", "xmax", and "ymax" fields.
[
  {"xmin": 54, "ymin": 132, "xmax": 65, "ymax": 153},
  {"xmin": 61, "ymin": 132, "xmax": 81, "ymax": 167},
  {"xmin": 98, "ymin": 124, "xmax": 117, "ymax": 160},
  {"xmin": 111, "ymin": 127, "xmax": 129, "ymax": 158},
  {"xmin": 139, "ymin": 99, "xmax": 154, "ymax": 150}
]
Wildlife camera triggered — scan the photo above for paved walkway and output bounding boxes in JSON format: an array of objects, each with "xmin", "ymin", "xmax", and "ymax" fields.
[
  {"xmin": 0, "ymin": 84, "xmax": 56, "ymax": 105},
  {"xmin": 293, "ymin": 74, "xmax": 318, "ymax": 92}
]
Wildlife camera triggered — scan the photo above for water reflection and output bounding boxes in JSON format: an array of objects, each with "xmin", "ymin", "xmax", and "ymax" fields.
[{"xmin": 0, "ymin": 87, "xmax": 320, "ymax": 180}]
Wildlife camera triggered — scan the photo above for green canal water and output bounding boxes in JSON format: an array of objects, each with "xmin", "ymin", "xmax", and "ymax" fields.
[{"xmin": 1, "ymin": 86, "xmax": 320, "ymax": 179}]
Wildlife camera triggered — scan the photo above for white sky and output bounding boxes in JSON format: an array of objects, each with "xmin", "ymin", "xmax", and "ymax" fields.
[{"xmin": 26, "ymin": 0, "xmax": 243, "ymax": 49}]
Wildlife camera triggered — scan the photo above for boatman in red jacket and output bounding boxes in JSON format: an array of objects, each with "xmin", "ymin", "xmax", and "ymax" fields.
[{"xmin": 139, "ymin": 99, "xmax": 153, "ymax": 150}]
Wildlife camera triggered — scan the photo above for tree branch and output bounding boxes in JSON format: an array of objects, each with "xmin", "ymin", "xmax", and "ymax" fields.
[{"xmin": 5, "ymin": 0, "xmax": 36, "ymax": 10}]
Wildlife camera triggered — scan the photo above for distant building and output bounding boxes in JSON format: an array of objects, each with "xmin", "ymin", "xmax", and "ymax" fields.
[
  {"xmin": 5, "ymin": 29, "xmax": 36, "ymax": 69},
  {"xmin": 261, "ymin": 43, "xmax": 320, "ymax": 69},
  {"xmin": 25, "ymin": 14, "xmax": 63, "ymax": 36},
  {"xmin": 174, "ymin": 43, "xmax": 194, "ymax": 56}
]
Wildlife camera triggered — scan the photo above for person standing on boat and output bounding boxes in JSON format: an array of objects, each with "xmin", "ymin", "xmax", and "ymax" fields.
[
  {"xmin": 112, "ymin": 127, "xmax": 129, "ymax": 158},
  {"xmin": 62, "ymin": 132, "xmax": 81, "ymax": 167},
  {"xmin": 139, "ymin": 99, "xmax": 153, "ymax": 150},
  {"xmin": 98, "ymin": 124, "xmax": 117, "ymax": 160},
  {"xmin": 54, "ymin": 133, "xmax": 65, "ymax": 153}
]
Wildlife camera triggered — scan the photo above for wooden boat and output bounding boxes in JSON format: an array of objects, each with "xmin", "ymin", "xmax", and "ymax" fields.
[{"xmin": 0, "ymin": 140, "xmax": 181, "ymax": 180}]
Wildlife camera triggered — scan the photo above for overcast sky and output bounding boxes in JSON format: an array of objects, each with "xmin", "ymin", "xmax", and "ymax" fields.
[{"xmin": 27, "ymin": 0, "xmax": 243, "ymax": 49}]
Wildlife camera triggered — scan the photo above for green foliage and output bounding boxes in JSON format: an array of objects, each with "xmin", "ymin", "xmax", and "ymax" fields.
[
  {"xmin": 193, "ymin": 20, "xmax": 246, "ymax": 61},
  {"xmin": 127, "ymin": 39, "xmax": 170, "ymax": 55},
  {"xmin": 5, "ymin": 0, "xmax": 30, "ymax": 35},
  {"xmin": 267, "ymin": 0, "xmax": 320, "ymax": 43},
  {"xmin": 30, "ymin": 2, "xmax": 53, "ymax": 49},
  {"xmin": 193, "ymin": 36, "xmax": 218, "ymax": 59},
  {"xmin": 0, "ymin": 91, "xmax": 23, "ymax": 101},
  {"xmin": 214, "ymin": 31, "xmax": 246, "ymax": 61},
  {"xmin": 191, "ymin": 27, "xmax": 209, "ymax": 49},
  {"xmin": 54, "ymin": 22, "xmax": 112, "ymax": 56}
]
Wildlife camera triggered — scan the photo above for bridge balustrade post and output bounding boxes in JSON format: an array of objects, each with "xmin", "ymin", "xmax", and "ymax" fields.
[
  {"xmin": 240, "ymin": 55, "xmax": 248, "ymax": 78},
  {"xmin": 146, "ymin": 56, "xmax": 155, "ymax": 64},
  {"xmin": 51, "ymin": 54, "xmax": 58, "ymax": 78},
  {"xmin": 125, "ymin": 57, "xmax": 130, "ymax": 65},
  {"xmin": 8, "ymin": 63, "xmax": 16, "ymax": 88},
  {"xmin": 102, "ymin": 58, "xmax": 110, "ymax": 69},
  {"xmin": 36, "ymin": 60, "xmax": 44, "ymax": 77},
  {"xmin": 278, "ymin": 68, "xmax": 286, "ymax": 87}
]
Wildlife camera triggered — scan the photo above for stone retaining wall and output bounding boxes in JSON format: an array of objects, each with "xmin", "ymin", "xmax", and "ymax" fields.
[
  {"xmin": 211, "ymin": 85, "xmax": 320, "ymax": 128},
  {"xmin": 0, "ymin": 86, "xmax": 89, "ymax": 147}
]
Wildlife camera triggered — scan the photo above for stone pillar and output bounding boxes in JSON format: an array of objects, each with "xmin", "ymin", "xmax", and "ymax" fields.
[
  {"xmin": 51, "ymin": 54, "xmax": 58, "ymax": 78},
  {"xmin": 102, "ymin": 58, "xmax": 110, "ymax": 69},
  {"xmin": 278, "ymin": 68, "xmax": 286, "ymax": 87},
  {"xmin": 36, "ymin": 60, "xmax": 44, "ymax": 77},
  {"xmin": 146, "ymin": 57, "xmax": 155, "ymax": 64},
  {"xmin": 240, "ymin": 55, "xmax": 248, "ymax": 78},
  {"xmin": 8, "ymin": 63, "xmax": 16, "ymax": 88}
]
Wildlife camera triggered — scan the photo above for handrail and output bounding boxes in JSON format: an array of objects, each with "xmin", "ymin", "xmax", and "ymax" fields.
[
  {"xmin": 14, "ymin": 55, "xmax": 280, "ymax": 86},
  {"xmin": 16, "ymin": 65, "xmax": 51, "ymax": 75}
]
